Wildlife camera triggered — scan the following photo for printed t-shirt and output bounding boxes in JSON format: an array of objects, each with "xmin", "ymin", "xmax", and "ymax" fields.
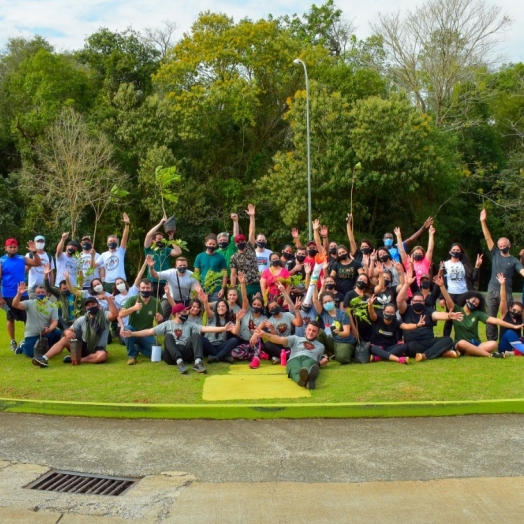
[
  {"xmin": 239, "ymin": 308, "xmax": 268, "ymax": 341},
  {"xmin": 267, "ymin": 311, "xmax": 295, "ymax": 337},
  {"xmin": 370, "ymin": 311, "xmax": 403, "ymax": 347},
  {"xmin": 55, "ymin": 253, "xmax": 80, "ymax": 288},
  {"xmin": 287, "ymin": 335, "xmax": 324, "ymax": 362},
  {"xmin": 26, "ymin": 252, "xmax": 55, "ymax": 289},
  {"xmin": 320, "ymin": 308, "xmax": 354, "ymax": 343},
  {"xmin": 96, "ymin": 247, "xmax": 127, "ymax": 283},
  {"xmin": 255, "ymin": 248, "xmax": 273, "ymax": 273},
  {"xmin": 154, "ymin": 321, "xmax": 202, "ymax": 346},
  {"xmin": 444, "ymin": 260, "xmax": 467, "ymax": 294},
  {"xmin": 229, "ymin": 244, "xmax": 259, "ymax": 285}
]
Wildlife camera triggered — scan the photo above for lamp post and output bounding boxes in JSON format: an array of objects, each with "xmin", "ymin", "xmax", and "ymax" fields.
[{"xmin": 293, "ymin": 58, "xmax": 312, "ymax": 241}]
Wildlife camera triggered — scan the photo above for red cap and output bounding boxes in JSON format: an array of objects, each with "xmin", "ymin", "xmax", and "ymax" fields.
[
  {"xmin": 5, "ymin": 238, "xmax": 18, "ymax": 247},
  {"xmin": 307, "ymin": 240, "xmax": 317, "ymax": 247},
  {"xmin": 172, "ymin": 303, "xmax": 189, "ymax": 315},
  {"xmin": 234, "ymin": 234, "xmax": 246, "ymax": 243}
]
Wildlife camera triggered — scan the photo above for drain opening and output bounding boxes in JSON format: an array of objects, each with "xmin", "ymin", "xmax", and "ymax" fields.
[{"xmin": 25, "ymin": 470, "xmax": 139, "ymax": 496}]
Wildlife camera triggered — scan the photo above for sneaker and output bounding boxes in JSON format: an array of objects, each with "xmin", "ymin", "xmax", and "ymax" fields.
[
  {"xmin": 271, "ymin": 356, "xmax": 280, "ymax": 365},
  {"xmin": 10, "ymin": 340, "xmax": 17, "ymax": 352},
  {"xmin": 492, "ymin": 352, "xmax": 505, "ymax": 359},
  {"xmin": 193, "ymin": 362, "xmax": 207, "ymax": 374},
  {"xmin": 127, "ymin": 357, "xmax": 137, "ymax": 365},
  {"xmin": 307, "ymin": 364, "xmax": 320, "ymax": 389},
  {"xmin": 415, "ymin": 353, "xmax": 427, "ymax": 362},
  {"xmin": 398, "ymin": 357, "xmax": 410, "ymax": 365},
  {"xmin": 249, "ymin": 356, "xmax": 260, "ymax": 369},
  {"xmin": 260, "ymin": 351, "xmax": 270, "ymax": 360},
  {"xmin": 370, "ymin": 355, "xmax": 382, "ymax": 362},
  {"xmin": 32, "ymin": 356, "xmax": 48, "ymax": 368},
  {"xmin": 207, "ymin": 356, "xmax": 219, "ymax": 363},
  {"xmin": 221, "ymin": 356, "xmax": 234, "ymax": 364},
  {"xmin": 15, "ymin": 341, "xmax": 25, "ymax": 355},
  {"xmin": 505, "ymin": 351, "xmax": 515, "ymax": 357},
  {"xmin": 298, "ymin": 367, "xmax": 309, "ymax": 387},
  {"xmin": 177, "ymin": 361, "xmax": 188, "ymax": 374},
  {"xmin": 63, "ymin": 356, "xmax": 72, "ymax": 364}
]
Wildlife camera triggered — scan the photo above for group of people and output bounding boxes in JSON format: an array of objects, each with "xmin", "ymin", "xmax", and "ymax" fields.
[{"xmin": 2, "ymin": 206, "xmax": 524, "ymax": 390}]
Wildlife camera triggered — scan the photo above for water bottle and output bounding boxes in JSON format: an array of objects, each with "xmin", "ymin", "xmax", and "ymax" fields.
[{"xmin": 280, "ymin": 348, "xmax": 287, "ymax": 366}]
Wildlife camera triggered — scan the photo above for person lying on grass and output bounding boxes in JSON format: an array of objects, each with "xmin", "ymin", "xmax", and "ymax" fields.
[
  {"xmin": 121, "ymin": 303, "xmax": 238, "ymax": 375},
  {"xmin": 32, "ymin": 295, "xmax": 118, "ymax": 368},
  {"xmin": 440, "ymin": 282, "xmax": 524, "ymax": 358},
  {"xmin": 251, "ymin": 321, "xmax": 328, "ymax": 390}
]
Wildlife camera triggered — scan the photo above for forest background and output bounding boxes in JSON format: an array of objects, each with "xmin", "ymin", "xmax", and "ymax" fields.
[{"xmin": 1, "ymin": 0, "xmax": 523, "ymax": 288}]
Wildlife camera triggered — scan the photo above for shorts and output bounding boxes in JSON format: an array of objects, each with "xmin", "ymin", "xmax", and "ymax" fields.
[
  {"xmin": 79, "ymin": 340, "xmax": 107, "ymax": 357},
  {"xmin": 3, "ymin": 297, "xmax": 28, "ymax": 322}
]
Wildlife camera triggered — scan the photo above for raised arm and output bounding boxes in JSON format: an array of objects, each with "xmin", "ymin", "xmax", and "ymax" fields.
[
  {"xmin": 24, "ymin": 241, "xmax": 41, "ymax": 267},
  {"xmin": 433, "ymin": 274, "xmax": 454, "ymax": 311},
  {"xmin": 64, "ymin": 271, "xmax": 81, "ymax": 297},
  {"xmin": 313, "ymin": 219, "xmax": 324, "ymax": 254},
  {"xmin": 121, "ymin": 212, "xmax": 130, "ymax": 249},
  {"xmin": 426, "ymin": 225, "xmax": 435, "ymax": 263},
  {"xmin": 56, "ymin": 232, "xmax": 68, "ymax": 257},
  {"xmin": 320, "ymin": 224, "xmax": 329, "ymax": 254},
  {"xmin": 497, "ymin": 273, "xmax": 508, "ymax": 317},
  {"xmin": 133, "ymin": 259, "xmax": 148, "ymax": 288},
  {"xmin": 404, "ymin": 217, "xmax": 433, "ymax": 246},
  {"xmin": 43, "ymin": 264, "xmax": 58, "ymax": 297},
  {"xmin": 105, "ymin": 295, "xmax": 118, "ymax": 321},
  {"xmin": 238, "ymin": 272, "xmax": 249, "ymax": 307},
  {"xmin": 367, "ymin": 294, "xmax": 378, "ymax": 322},
  {"xmin": 145, "ymin": 255, "xmax": 160, "ymax": 280},
  {"xmin": 247, "ymin": 204, "xmax": 256, "ymax": 246},
  {"xmin": 144, "ymin": 216, "xmax": 166, "ymax": 248},
  {"xmin": 394, "ymin": 227, "xmax": 408, "ymax": 264},
  {"xmin": 232, "ymin": 213, "xmax": 239, "ymax": 237},
  {"xmin": 11, "ymin": 283, "xmax": 28, "ymax": 310},
  {"xmin": 291, "ymin": 228, "xmax": 303, "ymax": 248},
  {"xmin": 479, "ymin": 209, "xmax": 494, "ymax": 251},
  {"xmin": 346, "ymin": 214, "xmax": 357, "ymax": 255}
]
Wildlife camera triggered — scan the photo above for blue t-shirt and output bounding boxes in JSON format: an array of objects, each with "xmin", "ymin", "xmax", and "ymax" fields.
[
  {"xmin": 387, "ymin": 242, "xmax": 407, "ymax": 263},
  {"xmin": 0, "ymin": 254, "xmax": 28, "ymax": 298},
  {"xmin": 320, "ymin": 308, "xmax": 355, "ymax": 344}
]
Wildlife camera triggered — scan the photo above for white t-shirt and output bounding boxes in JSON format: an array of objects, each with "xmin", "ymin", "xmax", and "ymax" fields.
[
  {"xmin": 96, "ymin": 247, "xmax": 127, "ymax": 283},
  {"xmin": 255, "ymin": 248, "xmax": 273, "ymax": 273},
  {"xmin": 444, "ymin": 260, "xmax": 468, "ymax": 294},
  {"xmin": 114, "ymin": 284, "xmax": 138, "ymax": 327},
  {"xmin": 26, "ymin": 251, "xmax": 55, "ymax": 289},
  {"xmin": 55, "ymin": 253, "xmax": 81, "ymax": 288},
  {"xmin": 79, "ymin": 251, "xmax": 101, "ymax": 288}
]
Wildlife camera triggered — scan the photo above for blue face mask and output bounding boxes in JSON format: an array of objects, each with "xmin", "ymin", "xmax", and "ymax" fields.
[
  {"xmin": 384, "ymin": 238, "xmax": 393, "ymax": 248},
  {"xmin": 35, "ymin": 294, "xmax": 47, "ymax": 301},
  {"xmin": 324, "ymin": 302, "xmax": 335, "ymax": 312}
]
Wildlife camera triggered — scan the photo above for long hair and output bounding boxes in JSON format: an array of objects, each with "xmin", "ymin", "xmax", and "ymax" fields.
[
  {"xmin": 458, "ymin": 291, "xmax": 486, "ymax": 312},
  {"xmin": 449, "ymin": 243, "xmax": 474, "ymax": 280}
]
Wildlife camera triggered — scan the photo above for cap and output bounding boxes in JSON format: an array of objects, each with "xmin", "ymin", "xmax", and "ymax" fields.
[
  {"xmin": 84, "ymin": 297, "xmax": 99, "ymax": 306},
  {"xmin": 172, "ymin": 303, "xmax": 189, "ymax": 315},
  {"xmin": 5, "ymin": 238, "xmax": 18, "ymax": 247},
  {"xmin": 67, "ymin": 240, "xmax": 81, "ymax": 249},
  {"xmin": 234, "ymin": 234, "xmax": 246, "ymax": 243},
  {"xmin": 34, "ymin": 235, "xmax": 45, "ymax": 242},
  {"xmin": 81, "ymin": 235, "xmax": 92, "ymax": 241},
  {"xmin": 307, "ymin": 240, "xmax": 317, "ymax": 247}
]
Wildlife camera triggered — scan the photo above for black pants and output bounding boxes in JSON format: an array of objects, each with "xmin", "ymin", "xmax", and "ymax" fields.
[
  {"xmin": 163, "ymin": 333, "xmax": 203, "ymax": 364},
  {"xmin": 202, "ymin": 337, "xmax": 239, "ymax": 358},
  {"xmin": 443, "ymin": 293, "xmax": 464, "ymax": 337},
  {"xmin": 406, "ymin": 336, "xmax": 454, "ymax": 359},
  {"xmin": 370, "ymin": 343, "xmax": 407, "ymax": 360},
  {"xmin": 262, "ymin": 341, "xmax": 285, "ymax": 359}
]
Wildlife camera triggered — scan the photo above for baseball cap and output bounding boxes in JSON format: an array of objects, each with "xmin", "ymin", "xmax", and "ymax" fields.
[
  {"xmin": 67, "ymin": 240, "xmax": 81, "ymax": 249},
  {"xmin": 84, "ymin": 297, "xmax": 99, "ymax": 306},
  {"xmin": 307, "ymin": 240, "xmax": 317, "ymax": 247},
  {"xmin": 81, "ymin": 235, "xmax": 92, "ymax": 241},
  {"xmin": 172, "ymin": 303, "xmax": 189, "ymax": 315},
  {"xmin": 234, "ymin": 234, "xmax": 246, "ymax": 243},
  {"xmin": 35, "ymin": 235, "xmax": 45, "ymax": 242},
  {"xmin": 5, "ymin": 238, "xmax": 18, "ymax": 247}
]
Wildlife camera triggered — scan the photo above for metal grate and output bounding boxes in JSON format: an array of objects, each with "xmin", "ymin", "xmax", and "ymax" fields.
[{"xmin": 25, "ymin": 470, "xmax": 139, "ymax": 496}]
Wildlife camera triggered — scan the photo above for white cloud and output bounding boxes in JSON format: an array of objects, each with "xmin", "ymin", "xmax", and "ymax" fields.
[{"xmin": 0, "ymin": 0, "xmax": 522, "ymax": 63}]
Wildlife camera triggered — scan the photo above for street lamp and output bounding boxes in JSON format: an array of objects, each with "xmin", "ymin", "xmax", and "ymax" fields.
[{"xmin": 293, "ymin": 58, "xmax": 312, "ymax": 241}]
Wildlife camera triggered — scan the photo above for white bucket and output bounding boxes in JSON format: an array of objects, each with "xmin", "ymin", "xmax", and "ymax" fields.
[{"xmin": 151, "ymin": 345, "xmax": 162, "ymax": 362}]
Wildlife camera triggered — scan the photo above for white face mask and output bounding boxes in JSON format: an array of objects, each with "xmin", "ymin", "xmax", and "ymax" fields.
[
  {"xmin": 35, "ymin": 242, "xmax": 45, "ymax": 250},
  {"xmin": 116, "ymin": 283, "xmax": 127, "ymax": 292},
  {"xmin": 93, "ymin": 284, "xmax": 104, "ymax": 293}
]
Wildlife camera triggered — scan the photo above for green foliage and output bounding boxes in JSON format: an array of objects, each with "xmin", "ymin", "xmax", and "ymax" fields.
[{"xmin": 192, "ymin": 269, "xmax": 225, "ymax": 295}]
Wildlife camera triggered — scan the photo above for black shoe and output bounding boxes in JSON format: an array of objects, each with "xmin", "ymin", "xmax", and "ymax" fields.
[
  {"xmin": 63, "ymin": 356, "xmax": 72, "ymax": 364},
  {"xmin": 193, "ymin": 362, "xmax": 207, "ymax": 374},
  {"xmin": 32, "ymin": 356, "xmax": 49, "ymax": 368},
  {"xmin": 177, "ymin": 361, "xmax": 188, "ymax": 374},
  {"xmin": 306, "ymin": 380, "xmax": 316, "ymax": 390},
  {"xmin": 221, "ymin": 356, "xmax": 234, "ymax": 364},
  {"xmin": 298, "ymin": 367, "xmax": 309, "ymax": 387},
  {"xmin": 492, "ymin": 352, "xmax": 505, "ymax": 359},
  {"xmin": 306, "ymin": 364, "xmax": 319, "ymax": 389},
  {"xmin": 207, "ymin": 356, "xmax": 219, "ymax": 363}
]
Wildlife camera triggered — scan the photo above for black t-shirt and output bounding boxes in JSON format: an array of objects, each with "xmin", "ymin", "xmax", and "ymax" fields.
[
  {"xmin": 331, "ymin": 259, "xmax": 361, "ymax": 296},
  {"xmin": 373, "ymin": 288, "xmax": 397, "ymax": 310},
  {"xmin": 499, "ymin": 311, "xmax": 522, "ymax": 340},
  {"xmin": 344, "ymin": 290, "xmax": 372, "ymax": 341},
  {"xmin": 401, "ymin": 306, "xmax": 435, "ymax": 343},
  {"xmin": 371, "ymin": 311, "xmax": 403, "ymax": 347}
]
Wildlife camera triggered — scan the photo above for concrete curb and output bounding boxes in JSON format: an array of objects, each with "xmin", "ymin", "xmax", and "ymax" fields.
[{"xmin": 2, "ymin": 397, "xmax": 524, "ymax": 419}]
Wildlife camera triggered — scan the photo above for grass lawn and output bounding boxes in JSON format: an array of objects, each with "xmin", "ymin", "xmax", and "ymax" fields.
[{"xmin": 1, "ymin": 312, "xmax": 523, "ymax": 405}]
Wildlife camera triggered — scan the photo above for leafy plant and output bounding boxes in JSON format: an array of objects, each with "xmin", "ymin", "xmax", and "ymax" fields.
[
  {"xmin": 192, "ymin": 269, "xmax": 224, "ymax": 295},
  {"xmin": 154, "ymin": 165, "xmax": 181, "ymax": 218}
]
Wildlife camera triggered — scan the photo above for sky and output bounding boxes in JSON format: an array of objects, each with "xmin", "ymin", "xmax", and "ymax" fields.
[{"xmin": 0, "ymin": 0, "xmax": 522, "ymax": 64}]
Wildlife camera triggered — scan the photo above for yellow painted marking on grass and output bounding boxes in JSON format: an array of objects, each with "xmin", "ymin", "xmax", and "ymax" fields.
[{"xmin": 228, "ymin": 363, "xmax": 286, "ymax": 375}]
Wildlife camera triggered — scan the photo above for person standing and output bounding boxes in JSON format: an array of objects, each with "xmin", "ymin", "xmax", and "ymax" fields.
[
  {"xmin": 79, "ymin": 236, "xmax": 100, "ymax": 290},
  {"xmin": 217, "ymin": 213, "xmax": 239, "ymax": 276},
  {"xmin": 193, "ymin": 234, "xmax": 228, "ymax": 302},
  {"xmin": 55, "ymin": 233, "xmax": 81, "ymax": 288},
  {"xmin": 26, "ymin": 235, "xmax": 55, "ymax": 297},
  {"xmin": 247, "ymin": 204, "xmax": 272, "ymax": 273}
]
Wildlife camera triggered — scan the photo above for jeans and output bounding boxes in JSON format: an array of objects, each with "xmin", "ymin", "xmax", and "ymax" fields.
[
  {"xmin": 370, "ymin": 343, "xmax": 407, "ymax": 360},
  {"xmin": 202, "ymin": 337, "xmax": 239, "ymax": 359},
  {"xmin": 406, "ymin": 336, "xmax": 454, "ymax": 359},
  {"xmin": 124, "ymin": 325, "xmax": 155, "ymax": 358},
  {"xmin": 23, "ymin": 330, "xmax": 62, "ymax": 358},
  {"xmin": 499, "ymin": 330, "xmax": 521, "ymax": 353}
]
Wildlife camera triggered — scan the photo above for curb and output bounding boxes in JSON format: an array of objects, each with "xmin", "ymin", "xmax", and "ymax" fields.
[{"xmin": 2, "ymin": 397, "xmax": 524, "ymax": 419}]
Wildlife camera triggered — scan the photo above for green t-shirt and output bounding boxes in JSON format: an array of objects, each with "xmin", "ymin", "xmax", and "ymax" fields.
[
  {"xmin": 193, "ymin": 251, "xmax": 227, "ymax": 292},
  {"xmin": 144, "ymin": 246, "xmax": 173, "ymax": 283},
  {"xmin": 452, "ymin": 304, "xmax": 490, "ymax": 343},
  {"xmin": 123, "ymin": 295, "xmax": 162, "ymax": 331},
  {"xmin": 217, "ymin": 237, "xmax": 237, "ymax": 277}
]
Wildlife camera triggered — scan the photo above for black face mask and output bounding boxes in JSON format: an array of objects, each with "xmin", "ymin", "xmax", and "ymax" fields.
[
  {"xmin": 509, "ymin": 310, "xmax": 522, "ymax": 319},
  {"xmin": 256, "ymin": 241, "xmax": 267, "ymax": 248},
  {"xmin": 412, "ymin": 303, "xmax": 425, "ymax": 314},
  {"xmin": 6, "ymin": 252, "xmax": 16, "ymax": 258},
  {"xmin": 296, "ymin": 255, "xmax": 306, "ymax": 263},
  {"xmin": 325, "ymin": 283, "xmax": 336, "ymax": 290},
  {"xmin": 384, "ymin": 280, "xmax": 391, "ymax": 287},
  {"xmin": 413, "ymin": 254, "xmax": 424, "ymax": 261},
  {"xmin": 156, "ymin": 241, "xmax": 164, "ymax": 248},
  {"xmin": 421, "ymin": 281, "xmax": 431, "ymax": 289},
  {"xmin": 206, "ymin": 245, "xmax": 217, "ymax": 252},
  {"xmin": 355, "ymin": 281, "xmax": 367, "ymax": 290},
  {"xmin": 338, "ymin": 253, "xmax": 348, "ymax": 261},
  {"xmin": 252, "ymin": 306, "xmax": 263, "ymax": 314},
  {"xmin": 82, "ymin": 242, "xmax": 92, "ymax": 251},
  {"xmin": 500, "ymin": 246, "xmax": 510, "ymax": 254},
  {"xmin": 329, "ymin": 247, "xmax": 337, "ymax": 255},
  {"xmin": 179, "ymin": 314, "xmax": 189, "ymax": 322},
  {"xmin": 87, "ymin": 306, "xmax": 99, "ymax": 316},
  {"xmin": 218, "ymin": 241, "xmax": 228, "ymax": 249},
  {"xmin": 361, "ymin": 247, "xmax": 371, "ymax": 255},
  {"xmin": 449, "ymin": 251, "xmax": 461, "ymax": 259},
  {"xmin": 270, "ymin": 306, "xmax": 281, "ymax": 315},
  {"xmin": 61, "ymin": 289, "xmax": 71, "ymax": 296},
  {"xmin": 466, "ymin": 300, "xmax": 477, "ymax": 311},
  {"xmin": 236, "ymin": 242, "xmax": 246, "ymax": 250},
  {"xmin": 271, "ymin": 260, "xmax": 281, "ymax": 267},
  {"xmin": 379, "ymin": 254, "xmax": 390, "ymax": 262},
  {"xmin": 67, "ymin": 248, "xmax": 76, "ymax": 255},
  {"xmin": 140, "ymin": 291, "xmax": 152, "ymax": 298},
  {"xmin": 307, "ymin": 249, "xmax": 317, "ymax": 257},
  {"xmin": 383, "ymin": 313, "xmax": 395, "ymax": 321},
  {"xmin": 108, "ymin": 242, "xmax": 118, "ymax": 249},
  {"xmin": 282, "ymin": 252, "xmax": 293, "ymax": 260},
  {"xmin": 177, "ymin": 267, "xmax": 187, "ymax": 274}
]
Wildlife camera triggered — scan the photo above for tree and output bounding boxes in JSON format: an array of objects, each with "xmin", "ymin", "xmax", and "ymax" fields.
[{"xmin": 371, "ymin": 0, "xmax": 512, "ymax": 127}]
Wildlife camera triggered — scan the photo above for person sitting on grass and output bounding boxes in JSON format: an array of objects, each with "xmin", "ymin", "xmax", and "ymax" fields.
[
  {"xmin": 442, "ymin": 283, "xmax": 523, "ymax": 358},
  {"xmin": 252, "ymin": 321, "xmax": 328, "ymax": 389},
  {"xmin": 121, "ymin": 303, "xmax": 236, "ymax": 374},
  {"xmin": 496, "ymin": 273, "xmax": 524, "ymax": 356},
  {"xmin": 12, "ymin": 282, "xmax": 61, "ymax": 358},
  {"xmin": 367, "ymin": 298, "xmax": 426, "ymax": 365},
  {"xmin": 32, "ymin": 296, "xmax": 118, "ymax": 367}
]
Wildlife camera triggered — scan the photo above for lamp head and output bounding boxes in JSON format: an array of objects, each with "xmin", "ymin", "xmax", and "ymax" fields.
[{"xmin": 293, "ymin": 59, "xmax": 301, "ymax": 65}]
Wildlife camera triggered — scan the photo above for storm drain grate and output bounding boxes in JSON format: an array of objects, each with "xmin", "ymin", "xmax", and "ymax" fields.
[{"xmin": 25, "ymin": 470, "xmax": 139, "ymax": 496}]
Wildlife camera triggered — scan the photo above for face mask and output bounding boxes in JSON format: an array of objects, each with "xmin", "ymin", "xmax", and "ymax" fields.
[
  {"xmin": 301, "ymin": 304, "xmax": 312, "ymax": 313},
  {"xmin": 67, "ymin": 248, "xmax": 76, "ymax": 255},
  {"xmin": 450, "ymin": 251, "xmax": 461, "ymax": 259},
  {"xmin": 35, "ymin": 242, "xmax": 45, "ymax": 250},
  {"xmin": 296, "ymin": 255, "xmax": 306, "ymax": 263},
  {"xmin": 307, "ymin": 249, "xmax": 317, "ymax": 257},
  {"xmin": 252, "ymin": 306, "xmax": 263, "ymax": 314},
  {"xmin": 82, "ymin": 242, "xmax": 92, "ymax": 251},
  {"xmin": 361, "ymin": 247, "xmax": 371, "ymax": 255},
  {"xmin": 108, "ymin": 242, "xmax": 118, "ymax": 249},
  {"xmin": 270, "ymin": 306, "xmax": 281, "ymax": 315},
  {"xmin": 140, "ymin": 290, "xmax": 152, "ymax": 298},
  {"xmin": 413, "ymin": 253, "xmax": 424, "ymax": 261},
  {"xmin": 179, "ymin": 314, "xmax": 189, "ymax": 322},
  {"xmin": 509, "ymin": 310, "xmax": 522, "ymax": 319},
  {"xmin": 500, "ymin": 246, "xmax": 510, "ymax": 254},
  {"xmin": 236, "ymin": 242, "xmax": 246, "ymax": 250},
  {"xmin": 384, "ymin": 239, "xmax": 393, "ymax": 248},
  {"xmin": 338, "ymin": 253, "xmax": 348, "ymax": 261},
  {"xmin": 61, "ymin": 289, "xmax": 71, "ymax": 296},
  {"xmin": 282, "ymin": 252, "xmax": 293, "ymax": 260},
  {"xmin": 466, "ymin": 300, "xmax": 477, "ymax": 311},
  {"xmin": 156, "ymin": 240, "xmax": 164, "ymax": 248},
  {"xmin": 324, "ymin": 302, "xmax": 335, "ymax": 312},
  {"xmin": 6, "ymin": 252, "xmax": 16, "ymax": 258},
  {"xmin": 35, "ymin": 293, "xmax": 47, "ymax": 301},
  {"xmin": 271, "ymin": 260, "xmax": 281, "ymax": 267},
  {"xmin": 379, "ymin": 254, "xmax": 390, "ymax": 262},
  {"xmin": 325, "ymin": 283, "xmax": 336, "ymax": 290},
  {"xmin": 177, "ymin": 266, "xmax": 187, "ymax": 274},
  {"xmin": 383, "ymin": 312, "xmax": 395, "ymax": 321},
  {"xmin": 412, "ymin": 303, "xmax": 425, "ymax": 314},
  {"xmin": 421, "ymin": 281, "xmax": 431, "ymax": 289},
  {"xmin": 256, "ymin": 241, "xmax": 267, "ymax": 248},
  {"xmin": 87, "ymin": 306, "xmax": 99, "ymax": 316},
  {"xmin": 206, "ymin": 245, "xmax": 217, "ymax": 252},
  {"xmin": 93, "ymin": 284, "xmax": 103, "ymax": 293},
  {"xmin": 355, "ymin": 281, "xmax": 367, "ymax": 290},
  {"xmin": 384, "ymin": 280, "xmax": 391, "ymax": 287},
  {"xmin": 329, "ymin": 247, "xmax": 337, "ymax": 255},
  {"xmin": 116, "ymin": 283, "xmax": 127, "ymax": 292}
]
